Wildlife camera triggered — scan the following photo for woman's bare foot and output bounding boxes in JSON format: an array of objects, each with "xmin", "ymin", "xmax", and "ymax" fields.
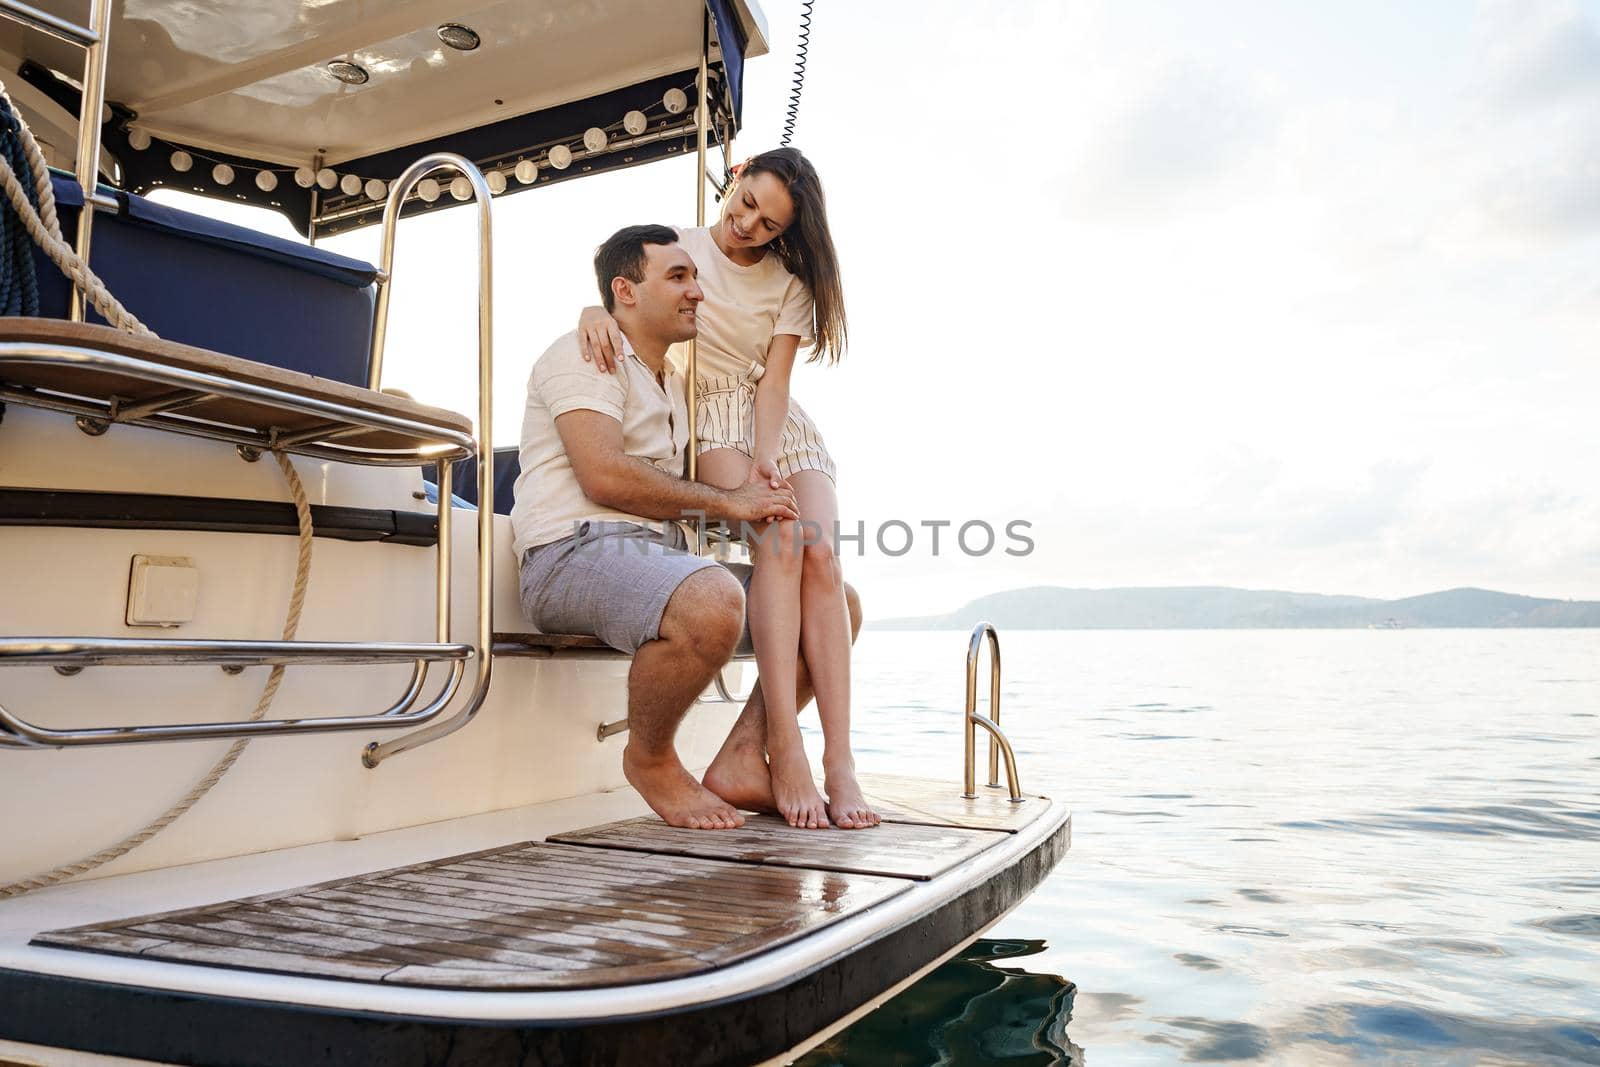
[
  {"xmin": 769, "ymin": 746, "xmax": 830, "ymax": 828},
  {"xmin": 623, "ymin": 745, "xmax": 744, "ymax": 830},
  {"xmin": 703, "ymin": 741, "xmax": 777, "ymax": 814},
  {"xmin": 823, "ymin": 760, "xmax": 881, "ymax": 829}
]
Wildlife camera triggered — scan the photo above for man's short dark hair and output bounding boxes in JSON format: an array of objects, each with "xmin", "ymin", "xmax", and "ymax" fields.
[{"xmin": 594, "ymin": 224, "xmax": 679, "ymax": 312}]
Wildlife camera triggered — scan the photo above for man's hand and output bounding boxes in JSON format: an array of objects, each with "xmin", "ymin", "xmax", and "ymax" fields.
[
  {"xmin": 722, "ymin": 464, "xmax": 799, "ymax": 524},
  {"xmin": 577, "ymin": 305, "xmax": 624, "ymax": 374}
]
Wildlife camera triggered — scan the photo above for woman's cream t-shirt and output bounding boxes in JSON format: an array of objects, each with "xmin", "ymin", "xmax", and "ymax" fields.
[{"xmin": 671, "ymin": 226, "xmax": 814, "ymax": 381}]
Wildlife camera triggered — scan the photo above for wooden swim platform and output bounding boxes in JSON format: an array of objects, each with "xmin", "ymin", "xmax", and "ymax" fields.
[{"xmin": 32, "ymin": 776, "xmax": 1054, "ymax": 992}]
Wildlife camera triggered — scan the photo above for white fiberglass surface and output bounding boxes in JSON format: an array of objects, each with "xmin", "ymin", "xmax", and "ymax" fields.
[
  {"xmin": 0, "ymin": 783, "xmax": 1068, "ymax": 1022},
  {"xmin": 23, "ymin": 0, "xmax": 719, "ymax": 163}
]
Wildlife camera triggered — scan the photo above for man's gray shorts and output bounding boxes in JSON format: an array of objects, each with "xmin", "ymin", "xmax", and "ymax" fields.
[{"xmin": 519, "ymin": 520, "xmax": 753, "ymax": 655}]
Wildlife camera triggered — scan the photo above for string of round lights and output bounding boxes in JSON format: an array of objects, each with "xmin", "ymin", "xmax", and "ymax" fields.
[{"xmin": 119, "ymin": 83, "xmax": 708, "ymax": 207}]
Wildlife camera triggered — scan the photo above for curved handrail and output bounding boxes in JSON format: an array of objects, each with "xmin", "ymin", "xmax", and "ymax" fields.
[
  {"xmin": 965, "ymin": 621, "xmax": 1023, "ymax": 802},
  {"xmin": 0, "ymin": 661, "xmax": 465, "ymax": 747},
  {"xmin": 361, "ymin": 153, "xmax": 495, "ymax": 768}
]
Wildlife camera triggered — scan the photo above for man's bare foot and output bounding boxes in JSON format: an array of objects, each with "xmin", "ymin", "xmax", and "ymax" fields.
[
  {"xmin": 823, "ymin": 760, "xmax": 881, "ymax": 829},
  {"xmin": 770, "ymin": 746, "xmax": 830, "ymax": 828},
  {"xmin": 623, "ymin": 745, "xmax": 744, "ymax": 830},
  {"xmin": 703, "ymin": 742, "xmax": 778, "ymax": 814}
]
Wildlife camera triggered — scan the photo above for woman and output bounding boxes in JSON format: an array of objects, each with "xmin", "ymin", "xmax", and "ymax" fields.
[{"xmin": 577, "ymin": 147, "xmax": 877, "ymax": 831}]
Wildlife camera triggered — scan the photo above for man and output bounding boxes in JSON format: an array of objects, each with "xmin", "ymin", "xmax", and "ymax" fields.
[{"xmin": 512, "ymin": 224, "xmax": 857, "ymax": 830}]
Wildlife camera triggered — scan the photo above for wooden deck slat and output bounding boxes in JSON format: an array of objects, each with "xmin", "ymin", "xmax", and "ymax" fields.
[
  {"xmin": 202, "ymin": 907, "xmax": 611, "ymax": 973},
  {"xmin": 300, "ymin": 889, "xmax": 680, "ymax": 961},
  {"xmin": 367, "ymin": 874, "xmax": 734, "ymax": 947},
  {"xmin": 338, "ymin": 882, "xmax": 729, "ymax": 954},
  {"xmin": 451, "ymin": 858, "xmax": 811, "ymax": 918},
  {"xmin": 492, "ymin": 845, "xmax": 863, "ymax": 897},
  {"xmin": 269, "ymin": 898, "xmax": 665, "ymax": 964},
  {"xmin": 426, "ymin": 858, "xmax": 792, "ymax": 921},
  {"xmin": 412, "ymin": 867, "xmax": 775, "ymax": 934},
  {"xmin": 549, "ymin": 814, "xmax": 1009, "ymax": 882},
  {"xmin": 132, "ymin": 940, "xmax": 403, "ymax": 982},
  {"xmin": 468, "ymin": 847, "xmax": 833, "ymax": 893}
]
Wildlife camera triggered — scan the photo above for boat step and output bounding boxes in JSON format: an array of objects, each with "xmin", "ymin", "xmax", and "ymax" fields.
[
  {"xmin": 33, "ymin": 841, "xmax": 911, "ymax": 990},
  {"xmin": 0, "ymin": 319, "xmax": 475, "ymax": 464},
  {"xmin": 30, "ymin": 776, "xmax": 1053, "ymax": 992}
]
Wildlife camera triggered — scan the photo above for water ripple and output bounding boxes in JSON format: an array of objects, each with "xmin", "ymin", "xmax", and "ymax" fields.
[
  {"xmin": 1151, "ymin": 1017, "xmax": 1271, "ymax": 1060},
  {"xmin": 1528, "ymin": 914, "xmax": 1600, "ymax": 939},
  {"xmin": 1280, "ymin": 803, "xmax": 1600, "ymax": 841}
]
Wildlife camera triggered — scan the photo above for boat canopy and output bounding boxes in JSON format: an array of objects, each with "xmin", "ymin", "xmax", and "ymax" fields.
[{"xmin": 3, "ymin": 0, "xmax": 767, "ymax": 237}]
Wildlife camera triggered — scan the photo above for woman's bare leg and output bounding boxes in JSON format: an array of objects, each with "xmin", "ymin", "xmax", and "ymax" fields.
[
  {"xmin": 697, "ymin": 448, "xmax": 828, "ymax": 828},
  {"xmin": 790, "ymin": 470, "xmax": 880, "ymax": 828},
  {"xmin": 704, "ymin": 584, "xmax": 863, "ymax": 813}
]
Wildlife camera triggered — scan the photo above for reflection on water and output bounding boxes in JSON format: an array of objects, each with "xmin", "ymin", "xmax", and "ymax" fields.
[
  {"xmin": 797, "ymin": 939, "xmax": 1082, "ymax": 1066},
  {"xmin": 812, "ymin": 630, "xmax": 1600, "ymax": 1065}
]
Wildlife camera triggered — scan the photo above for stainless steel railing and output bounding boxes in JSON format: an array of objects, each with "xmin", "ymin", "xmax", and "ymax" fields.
[
  {"xmin": 361, "ymin": 153, "xmax": 496, "ymax": 769},
  {"xmin": 964, "ymin": 622, "xmax": 1023, "ymax": 802},
  {"xmin": 0, "ymin": 154, "xmax": 497, "ymax": 753}
]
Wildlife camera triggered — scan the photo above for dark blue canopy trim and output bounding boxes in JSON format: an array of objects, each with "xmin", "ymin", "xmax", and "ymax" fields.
[
  {"xmin": 312, "ymin": 68, "xmax": 731, "ymax": 240},
  {"xmin": 708, "ymin": 0, "xmax": 749, "ymax": 122},
  {"xmin": 16, "ymin": 61, "xmax": 320, "ymax": 237},
  {"xmin": 18, "ymin": 0, "xmax": 749, "ymax": 240}
]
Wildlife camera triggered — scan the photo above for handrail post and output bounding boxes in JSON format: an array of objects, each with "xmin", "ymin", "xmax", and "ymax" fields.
[
  {"xmin": 686, "ymin": 9, "xmax": 710, "ymax": 487},
  {"xmin": 363, "ymin": 153, "xmax": 495, "ymax": 768},
  {"xmin": 964, "ymin": 622, "xmax": 1024, "ymax": 802},
  {"xmin": 68, "ymin": 0, "xmax": 112, "ymax": 323}
]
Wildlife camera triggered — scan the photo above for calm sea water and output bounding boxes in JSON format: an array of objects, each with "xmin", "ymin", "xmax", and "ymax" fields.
[{"xmin": 796, "ymin": 629, "xmax": 1600, "ymax": 1066}]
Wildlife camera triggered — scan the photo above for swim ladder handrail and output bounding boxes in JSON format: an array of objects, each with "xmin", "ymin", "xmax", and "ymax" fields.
[
  {"xmin": 965, "ymin": 622, "xmax": 1023, "ymax": 802},
  {"xmin": 361, "ymin": 152, "xmax": 495, "ymax": 768}
]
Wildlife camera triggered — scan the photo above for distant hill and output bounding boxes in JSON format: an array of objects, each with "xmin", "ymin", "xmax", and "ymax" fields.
[{"xmin": 870, "ymin": 586, "xmax": 1600, "ymax": 630}]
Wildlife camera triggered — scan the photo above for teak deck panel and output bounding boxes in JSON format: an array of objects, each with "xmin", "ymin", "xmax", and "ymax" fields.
[
  {"xmin": 32, "ymin": 777, "xmax": 1052, "ymax": 992},
  {"xmin": 550, "ymin": 814, "xmax": 1009, "ymax": 881},
  {"xmin": 33, "ymin": 842, "xmax": 908, "ymax": 990}
]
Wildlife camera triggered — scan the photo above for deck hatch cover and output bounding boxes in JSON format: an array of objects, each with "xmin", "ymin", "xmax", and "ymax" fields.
[{"xmin": 31, "ymin": 841, "xmax": 910, "ymax": 990}]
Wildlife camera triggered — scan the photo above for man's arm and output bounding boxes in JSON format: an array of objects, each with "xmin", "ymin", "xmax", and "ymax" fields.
[{"xmin": 555, "ymin": 409, "xmax": 799, "ymax": 524}]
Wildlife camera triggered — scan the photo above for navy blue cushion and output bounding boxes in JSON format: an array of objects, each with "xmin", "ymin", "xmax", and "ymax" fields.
[
  {"xmin": 31, "ymin": 174, "xmax": 379, "ymax": 387},
  {"xmin": 430, "ymin": 447, "xmax": 519, "ymax": 515}
]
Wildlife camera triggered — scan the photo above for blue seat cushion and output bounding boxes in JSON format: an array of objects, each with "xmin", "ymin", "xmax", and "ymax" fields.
[
  {"xmin": 30, "ymin": 174, "xmax": 379, "ymax": 387},
  {"xmin": 431, "ymin": 447, "xmax": 519, "ymax": 515}
]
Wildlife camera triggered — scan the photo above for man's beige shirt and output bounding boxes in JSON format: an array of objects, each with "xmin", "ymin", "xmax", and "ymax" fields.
[{"xmin": 510, "ymin": 330, "xmax": 689, "ymax": 557}]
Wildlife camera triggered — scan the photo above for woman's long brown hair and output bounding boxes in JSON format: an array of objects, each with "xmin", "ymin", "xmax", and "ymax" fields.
[{"xmin": 743, "ymin": 147, "xmax": 848, "ymax": 364}]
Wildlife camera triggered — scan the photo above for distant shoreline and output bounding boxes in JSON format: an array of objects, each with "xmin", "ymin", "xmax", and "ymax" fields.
[{"xmin": 870, "ymin": 586, "xmax": 1600, "ymax": 631}]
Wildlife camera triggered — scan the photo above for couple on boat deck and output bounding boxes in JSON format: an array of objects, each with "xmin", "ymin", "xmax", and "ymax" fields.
[{"xmin": 509, "ymin": 148, "xmax": 879, "ymax": 832}]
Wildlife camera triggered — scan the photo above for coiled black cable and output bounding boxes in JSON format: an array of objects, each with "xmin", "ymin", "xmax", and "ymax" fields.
[{"xmin": 780, "ymin": 0, "xmax": 813, "ymax": 147}]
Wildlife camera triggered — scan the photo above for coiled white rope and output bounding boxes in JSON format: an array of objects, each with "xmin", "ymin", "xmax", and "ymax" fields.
[{"xmin": 0, "ymin": 79, "xmax": 315, "ymax": 898}]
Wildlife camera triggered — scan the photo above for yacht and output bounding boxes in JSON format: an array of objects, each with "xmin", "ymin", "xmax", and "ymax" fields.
[{"xmin": 0, "ymin": 2, "xmax": 1071, "ymax": 1062}]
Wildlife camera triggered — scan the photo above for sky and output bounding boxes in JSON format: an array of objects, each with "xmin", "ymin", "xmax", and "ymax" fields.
[{"xmin": 160, "ymin": 0, "xmax": 1600, "ymax": 618}]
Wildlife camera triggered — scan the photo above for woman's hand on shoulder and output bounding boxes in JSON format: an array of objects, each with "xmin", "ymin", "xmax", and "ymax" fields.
[{"xmin": 577, "ymin": 305, "xmax": 624, "ymax": 374}]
